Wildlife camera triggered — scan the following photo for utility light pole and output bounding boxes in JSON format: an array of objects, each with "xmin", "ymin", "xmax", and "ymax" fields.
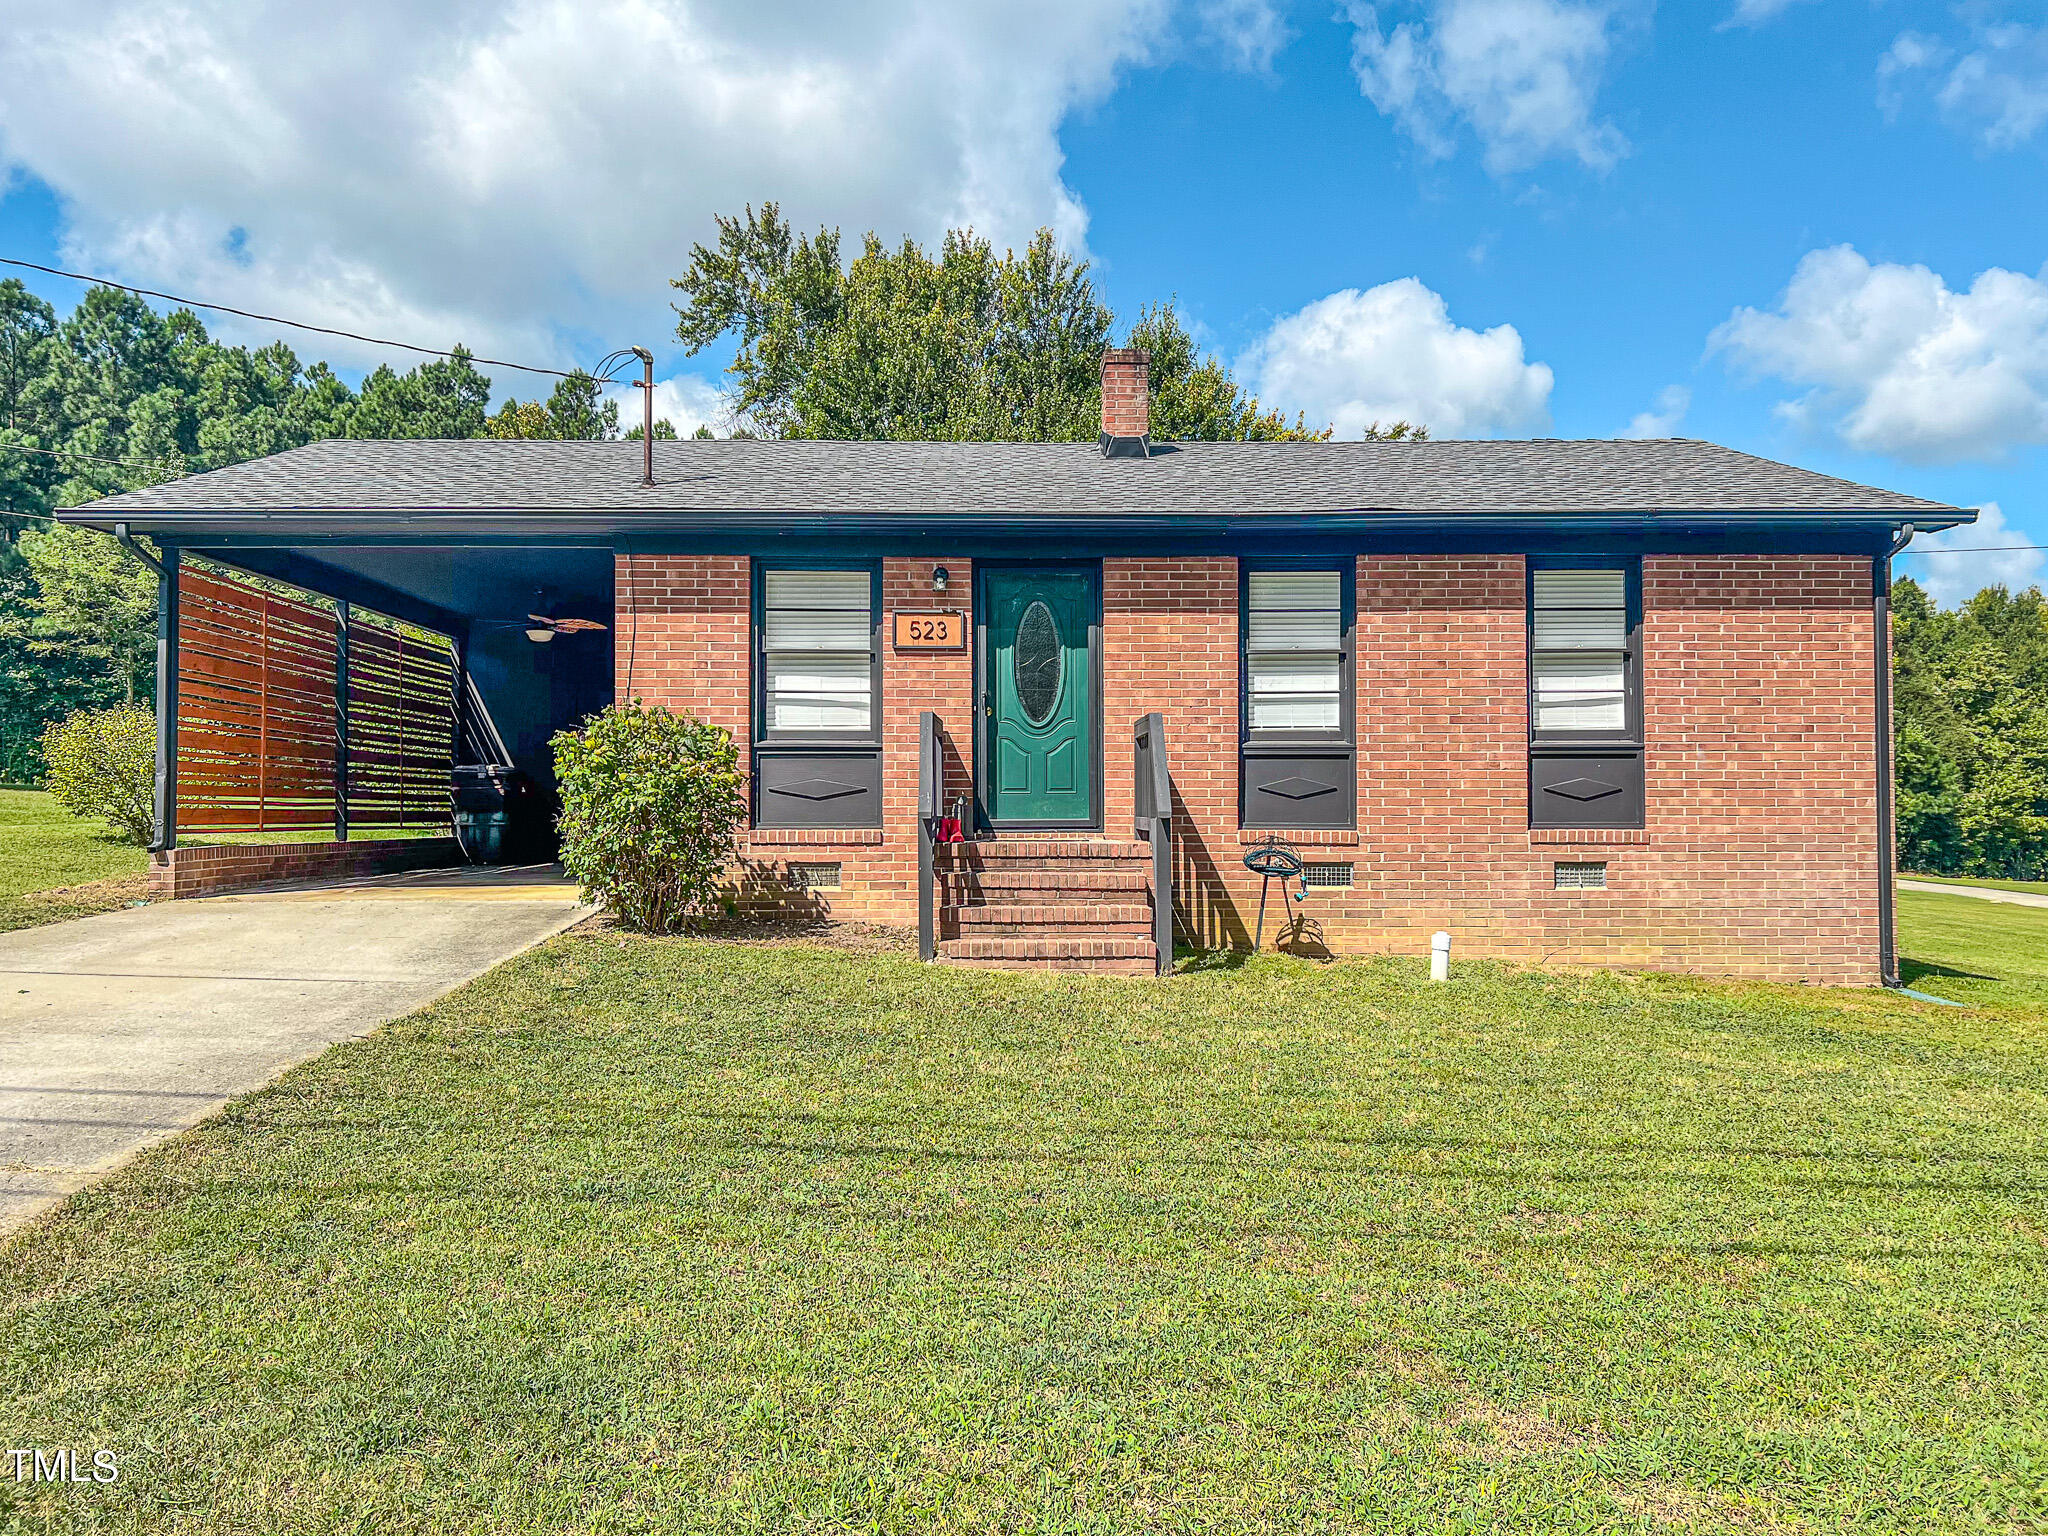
[
  {"xmin": 596, "ymin": 346, "xmax": 659, "ymax": 488},
  {"xmin": 632, "ymin": 346, "xmax": 654, "ymax": 488}
]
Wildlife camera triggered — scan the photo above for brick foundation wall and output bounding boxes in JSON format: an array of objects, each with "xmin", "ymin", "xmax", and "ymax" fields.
[
  {"xmin": 617, "ymin": 550, "xmax": 1882, "ymax": 981},
  {"xmin": 151, "ymin": 837, "xmax": 464, "ymax": 899}
]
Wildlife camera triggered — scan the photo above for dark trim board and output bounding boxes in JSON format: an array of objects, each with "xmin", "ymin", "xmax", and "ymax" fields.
[
  {"xmin": 1239, "ymin": 557, "xmax": 1358, "ymax": 831},
  {"xmin": 150, "ymin": 548, "xmax": 181, "ymax": 852},
  {"xmin": 1526, "ymin": 555, "xmax": 1647, "ymax": 831},
  {"xmin": 750, "ymin": 560, "xmax": 885, "ymax": 830},
  {"xmin": 129, "ymin": 514, "xmax": 1940, "ymax": 560},
  {"xmin": 973, "ymin": 561, "xmax": 1105, "ymax": 833}
]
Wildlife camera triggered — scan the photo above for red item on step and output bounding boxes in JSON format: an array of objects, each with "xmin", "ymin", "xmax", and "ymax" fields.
[{"xmin": 936, "ymin": 817, "xmax": 964, "ymax": 843}]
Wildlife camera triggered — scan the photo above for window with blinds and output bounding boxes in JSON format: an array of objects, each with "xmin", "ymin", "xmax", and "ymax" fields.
[
  {"xmin": 1245, "ymin": 570, "xmax": 1345, "ymax": 733},
  {"xmin": 761, "ymin": 569, "xmax": 874, "ymax": 735},
  {"xmin": 1530, "ymin": 568, "xmax": 1630, "ymax": 735},
  {"xmin": 1527, "ymin": 559, "xmax": 1644, "ymax": 831}
]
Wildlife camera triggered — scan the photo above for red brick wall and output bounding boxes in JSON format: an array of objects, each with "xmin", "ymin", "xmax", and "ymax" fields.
[
  {"xmin": 615, "ymin": 553, "xmax": 976, "ymax": 922},
  {"xmin": 152, "ymin": 837, "xmax": 463, "ymax": 899},
  {"xmin": 618, "ymin": 550, "xmax": 1882, "ymax": 980},
  {"xmin": 615, "ymin": 553, "xmax": 748, "ymax": 737},
  {"xmin": 1100, "ymin": 557, "xmax": 1243, "ymax": 945},
  {"xmin": 1262, "ymin": 553, "xmax": 1878, "ymax": 983}
]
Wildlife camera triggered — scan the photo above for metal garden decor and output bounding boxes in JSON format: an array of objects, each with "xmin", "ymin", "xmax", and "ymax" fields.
[{"xmin": 1243, "ymin": 834, "xmax": 1309, "ymax": 950}]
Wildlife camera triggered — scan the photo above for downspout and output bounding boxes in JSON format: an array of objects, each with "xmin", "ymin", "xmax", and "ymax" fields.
[
  {"xmin": 113, "ymin": 524, "xmax": 179, "ymax": 853},
  {"xmin": 1875, "ymin": 523, "xmax": 1913, "ymax": 989},
  {"xmin": 113, "ymin": 522, "xmax": 162, "ymax": 576}
]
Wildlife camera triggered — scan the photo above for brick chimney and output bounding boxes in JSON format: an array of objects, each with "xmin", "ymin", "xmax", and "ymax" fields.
[{"xmin": 1099, "ymin": 347, "xmax": 1151, "ymax": 458}]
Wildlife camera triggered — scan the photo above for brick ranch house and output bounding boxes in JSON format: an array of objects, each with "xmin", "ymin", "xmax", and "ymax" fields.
[{"xmin": 67, "ymin": 350, "xmax": 1970, "ymax": 981}]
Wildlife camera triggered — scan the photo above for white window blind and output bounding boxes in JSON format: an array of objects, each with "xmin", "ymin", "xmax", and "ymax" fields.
[
  {"xmin": 763, "ymin": 570, "xmax": 872, "ymax": 733},
  {"xmin": 1246, "ymin": 571, "xmax": 1343, "ymax": 732},
  {"xmin": 1531, "ymin": 568, "xmax": 1628, "ymax": 733}
]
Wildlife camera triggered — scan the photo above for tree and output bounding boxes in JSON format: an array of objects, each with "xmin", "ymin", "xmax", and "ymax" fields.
[
  {"xmin": 1125, "ymin": 303, "xmax": 1328, "ymax": 442},
  {"xmin": 1891, "ymin": 574, "xmax": 2048, "ymax": 878},
  {"xmin": 0, "ymin": 283, "xmax": 510, "ymax": 762},
  {"xmin": 486, "ymin": 371, "xmax": 620, "ymax": 440},
  {"xmin": 0, "ymin": 561, "xmax": 121, "ymax": 781},
  {"xmin": 347, "ymin": 349, "xmax": 492, "ymax": 439},
  {"xmin": 671, "ymin": 205, "xmax": 1345, "ymax": 443},
  {"xmin": 18, "ymin": 523, "xmax": 158, "ymax": 705}
]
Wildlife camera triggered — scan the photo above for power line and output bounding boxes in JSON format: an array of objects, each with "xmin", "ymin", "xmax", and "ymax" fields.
[
  {"xmin": 0, "ymin": 440, "xmax": 187, "ymax": 474},
  {"xmin": 0, "ymin": 255, "xmax": 598, "ymax": 383}
]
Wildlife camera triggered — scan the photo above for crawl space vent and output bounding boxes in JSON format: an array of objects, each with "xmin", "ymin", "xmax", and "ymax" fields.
[
  {"xmin": 1303, "ymin": 861, "xmax": 1355, "ymax": 889},
  {"xmin": 790, "ymin": 861, "xmax": 843, "ymax": 891},
  {"xmin": 1554, "ymin": 861, "xmax": 1608, "ymax": 891}
]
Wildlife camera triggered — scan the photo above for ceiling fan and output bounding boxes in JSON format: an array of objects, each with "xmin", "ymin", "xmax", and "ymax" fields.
[
  {"xmin": 521, "ymin": 613, "xmax": 608, "ymax": 644},
  {"xmin": 483, "ymin": 590, "xmax": 610, "ymax": 644}
]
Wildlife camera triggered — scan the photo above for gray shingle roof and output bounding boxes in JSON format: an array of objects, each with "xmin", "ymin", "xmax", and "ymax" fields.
[{"xmin": 68, "ymin": 436, "xmax": 1962, "ymax": 521}]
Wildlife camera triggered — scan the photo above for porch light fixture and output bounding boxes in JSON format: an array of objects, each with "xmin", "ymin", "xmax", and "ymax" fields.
[
  {"xmin": 932, "ymin": 565, "xmax": 950, "ymax": 594},
  {"xmin": 525, "ymin": 625, "xmax": 555, "ymax": 643}
]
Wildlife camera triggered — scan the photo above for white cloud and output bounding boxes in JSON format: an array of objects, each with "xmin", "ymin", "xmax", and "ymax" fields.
[
  {"xmin": 0, "ymin": 0, "xmax": 1188, "ymax": 380},
  {"xmin": 1242, "ymin": 278, "xmax": 1553, "ymax": 437},
  {"xmin": 1907, "ymin": 502, "xmax": 2044, "ymax": 608},
  {"xmin": 1711, "ymin": 246, "xmax": 2048, "ymax": 464},
  {"xmin": 1343, "ymin": 0, "xmax": 1631, "ymax": 173},
  {"xmin": 1879, "ymin": 20, "xmax": 2048, "ymax": 149},
  {"xmin": 1720, "ymin": 0, "xmax": 1812, "ymax": 28},
  {"xmin": 1618, "ymin": 384, "xmax": 1689, "ymax": 438},
  {"xmin": 1196, "ymin": 0, "xmax": 1290, "ymax": 70},
  {"xmin": 648, "ymin": 375, "xmax": 730, "ymax": 437}
]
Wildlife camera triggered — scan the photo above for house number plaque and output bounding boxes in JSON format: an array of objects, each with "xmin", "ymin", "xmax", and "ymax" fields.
[{"xmin": 892, "ymin": 610, "xmax": 967, "ymax": 650}]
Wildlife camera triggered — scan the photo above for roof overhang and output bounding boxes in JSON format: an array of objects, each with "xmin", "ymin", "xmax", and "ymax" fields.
[{"xmin": 59, "ymin": 503, "xmax": 1976, "ymax": 549}]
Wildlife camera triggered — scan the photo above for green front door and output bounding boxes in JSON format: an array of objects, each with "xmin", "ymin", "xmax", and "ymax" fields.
[{"xmin": 984, "ymin": 568, "xmax": 1096, "ymax": 826}]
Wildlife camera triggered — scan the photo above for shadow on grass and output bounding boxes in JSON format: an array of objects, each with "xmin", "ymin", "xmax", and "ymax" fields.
[
  {"xmin": 1901, "ymin": 957, "xmax": 2000, "ymax": 984},
  {"xmin": 1174, "ymin": 946, "xmax": 1250, "ymax": 974}
]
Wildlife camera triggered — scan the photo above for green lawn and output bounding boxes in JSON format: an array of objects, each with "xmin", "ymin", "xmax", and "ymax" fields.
[
  {"xmin": 0, "ymin": 789, "xmax": 454, "ymax": 932},
  {"xmin": 0, "ymin": 787, "xmax": 147, "ymax": 896},
  {"xmin": 1898, "ymin": 887, "xmax": 2048, "ymax": 1013},
  {"xmin": 3, "ymin": 905, "xmax": 2044, "ymax": 1532},
  {"xmin": 0, "ymin": 786, "xmax": 150, "ymax": 930},
  {"xmin": 1901, "ymin": 871, "xmax": 2048, "ymax": 898}
]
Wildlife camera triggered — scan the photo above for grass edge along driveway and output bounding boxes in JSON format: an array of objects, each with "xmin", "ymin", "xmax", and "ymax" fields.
[{"xmin": 3, "ymin": 915, "xmax": 2043, "ymax": 1534}]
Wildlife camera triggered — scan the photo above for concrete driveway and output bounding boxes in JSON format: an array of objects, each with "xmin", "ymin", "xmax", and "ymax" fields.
[{"xmin": 0, "ymin": 864, "xmax": 589, "ymax": 1236}]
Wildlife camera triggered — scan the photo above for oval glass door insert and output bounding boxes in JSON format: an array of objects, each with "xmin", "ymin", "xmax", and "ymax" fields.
[{"xmin": 1013, "ymin": 600, "xmax": 1062, "ymax": 725}]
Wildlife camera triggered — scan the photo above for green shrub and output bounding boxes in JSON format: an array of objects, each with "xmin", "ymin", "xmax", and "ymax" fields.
[
  {"xmin": 41, "ymin": 705, "xmax": 156, "ymax": 847},
  {"xmin": 552, "ymin": 703, "xmax": 746, "ymax": 932}
]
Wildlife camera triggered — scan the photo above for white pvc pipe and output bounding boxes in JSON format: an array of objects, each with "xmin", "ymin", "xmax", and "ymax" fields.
[{"xmin": 1430, "ymin": 930, "xmax": 1451, "ymax": 982}]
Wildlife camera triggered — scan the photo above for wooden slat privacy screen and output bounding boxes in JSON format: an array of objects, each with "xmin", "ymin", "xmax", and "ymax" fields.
[
  {"xmin": 176, "ymin": 567, "xmax": 456, "ymax": 834},
  {"xmin": 178, "ymin": 569, "xmax": 341, "ymax": 832},
  {"xmin": 344, "ymin": 618, "xmax": 457, "ymax": 829}
]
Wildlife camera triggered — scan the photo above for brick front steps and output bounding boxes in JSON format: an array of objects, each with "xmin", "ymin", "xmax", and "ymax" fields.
[{"xmin": 934, "ymin": 839, "xmax": 1161, "ymax": 973}]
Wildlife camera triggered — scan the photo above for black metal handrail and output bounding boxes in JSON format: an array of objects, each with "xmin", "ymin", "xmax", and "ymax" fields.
[
  {"xmin": 1132, "ymin": 712, "xmax": 1173, "ymax": 976},
  {"xmin": 918, "ymin": 710, "xmax": 942, "ymax": 961}
]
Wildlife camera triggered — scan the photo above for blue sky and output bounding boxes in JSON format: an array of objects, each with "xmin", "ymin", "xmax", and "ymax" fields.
[{"xmin": 1, "ymin": 0, "xmax": 2042, "ymax": 601}]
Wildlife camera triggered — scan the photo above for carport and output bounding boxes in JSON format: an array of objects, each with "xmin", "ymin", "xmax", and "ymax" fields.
[{"xmin": 88, "ymin": 523, "xmax": 614, "ymax": 892}]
